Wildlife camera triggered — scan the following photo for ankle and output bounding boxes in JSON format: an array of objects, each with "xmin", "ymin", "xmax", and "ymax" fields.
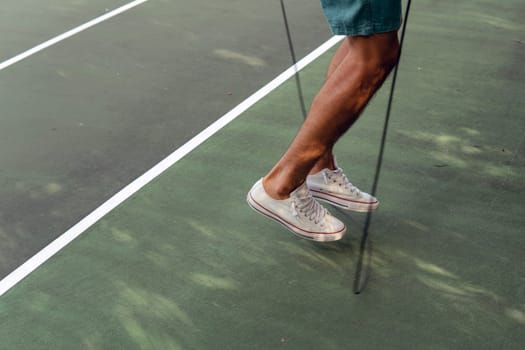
[
  {"xmin": 309, "ymin": 159, "xmax": 336, "ymax": 175},
  {"xmin": 262, "ymin": 177, "xmax": 295, "ymax": 200}
]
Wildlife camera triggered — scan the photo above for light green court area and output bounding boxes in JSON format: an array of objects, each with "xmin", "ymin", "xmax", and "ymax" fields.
[{"xmin": 1, "ymin": 1, "xmax": 524, "ymax": 349}]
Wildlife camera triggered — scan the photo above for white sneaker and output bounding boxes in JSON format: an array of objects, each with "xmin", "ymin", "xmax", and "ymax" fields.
[
  {"xmin": 306, "ymin": 168, "xmax": 379, "ymax": 212},
  {"xmin": 247, "ymin": 179, "xmax": 346, "ymax": 242}
]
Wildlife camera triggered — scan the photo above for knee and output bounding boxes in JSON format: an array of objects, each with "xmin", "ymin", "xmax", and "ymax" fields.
[
  {"xmin": 379, "ymin": 40, "xmax": 400, "ymax": 72},
  {"xmin": 354, "ymin": 39, "xmax": 399, "ymax": 91},
  {"xmin": 365, "ymin": 41, "xmax": 399, "ymax": 77}
]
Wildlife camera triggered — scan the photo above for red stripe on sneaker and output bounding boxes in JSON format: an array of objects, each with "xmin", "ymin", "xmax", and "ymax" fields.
[{"xmin": 248, "ymin": 193, "xmax": 345, "ymax": 235}]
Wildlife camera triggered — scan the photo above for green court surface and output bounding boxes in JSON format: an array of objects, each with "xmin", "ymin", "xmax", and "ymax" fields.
[
  {"xmin": 0, "ymin": 0, "xmax": 330, "ymax": 279},
  {"xmin": 1, "ymin": 0, "xmax": 524, "ymax": 349}
]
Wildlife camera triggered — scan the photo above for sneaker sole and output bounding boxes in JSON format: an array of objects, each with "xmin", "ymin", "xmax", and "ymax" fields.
[
  {"xmin": 310, "ymin": 189, "xmax": 379, "ymax": 213},
  {"xmin": 246, "ymin": 192, "xmax": 346, "ymax": 242}
]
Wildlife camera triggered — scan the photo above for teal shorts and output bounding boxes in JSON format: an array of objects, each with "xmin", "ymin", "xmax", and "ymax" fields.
[{"xmin": 320, "ymin": 0, "xmax": 402, "ymax": 36}]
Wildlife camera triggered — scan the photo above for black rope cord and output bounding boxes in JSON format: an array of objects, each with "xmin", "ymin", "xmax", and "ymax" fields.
[
  {"xmin": 353, "ymin": 0, "xmax": 412, "ymax": 294},
  {"xmin": 280, "ymin": 0, "xmax": 412, "ymax": 294},
  {"xmin": 279, "ymin": 0, "xmax": 308, "ymax": 119}
]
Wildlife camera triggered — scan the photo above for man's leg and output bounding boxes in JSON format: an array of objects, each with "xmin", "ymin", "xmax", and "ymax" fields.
[
  {"xmin": 263, "ymin": 32, "xmax": 399, "ymax": 199},
  {"xmin": 305, "ymin": 39, "xmax": 351, "ymax": 174},
  {"xmin": 247, "ymin": 32, "xmax": 399, "ymax": 241}
]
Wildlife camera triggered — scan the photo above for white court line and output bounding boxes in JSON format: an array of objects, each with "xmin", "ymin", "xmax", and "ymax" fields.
[
  {"xmin": 0, "ymin": 35, "xmax": 344, "ymax": 297},
  {"xmin": 0, "ymin": 0, "xmax": 149, "ymax": 72}
]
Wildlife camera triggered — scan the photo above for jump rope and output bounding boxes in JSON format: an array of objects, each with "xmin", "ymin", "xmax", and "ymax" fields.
[{"xmin": 279, "ymin": 0, "xmax": 412, "ymax": 294}]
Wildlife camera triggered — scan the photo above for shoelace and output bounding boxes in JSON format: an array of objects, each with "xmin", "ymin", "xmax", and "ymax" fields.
[
  {"xmin": 291, "ymin": 192, "xmax": 327, "ymax": 225},
  {"xmin": 323, "ymin": 169, "xmax": 361, "ymax": 195}
]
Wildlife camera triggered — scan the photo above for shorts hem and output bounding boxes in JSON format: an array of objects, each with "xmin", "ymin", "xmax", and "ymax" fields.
[{"xmin": 328, "ymin": 22, "xmax": 401, "ymax": 36}]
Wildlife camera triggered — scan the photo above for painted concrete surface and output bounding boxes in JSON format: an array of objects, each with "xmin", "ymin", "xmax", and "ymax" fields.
[
  {"xmin": 0, "ymin": 0, "xmax": 523, "ymax": 349},
  {"xmin": 0, "ymin": 0, "xmax": 330, "ymax": 278}
]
